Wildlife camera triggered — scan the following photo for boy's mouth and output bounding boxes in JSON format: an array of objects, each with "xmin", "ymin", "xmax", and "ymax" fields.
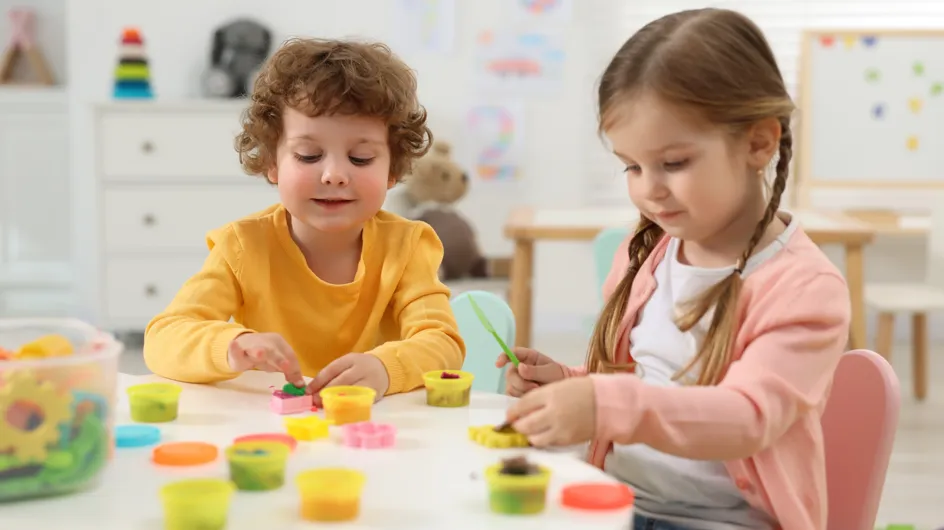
[{"xmin": 312, "ymin": 198, "xmax": 353, "ymax": 207}]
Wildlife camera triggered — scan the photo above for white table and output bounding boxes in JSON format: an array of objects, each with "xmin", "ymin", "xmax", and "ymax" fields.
[{"xmin": 1, "ymin": 372, "xmax": 632, "ymax": 529}]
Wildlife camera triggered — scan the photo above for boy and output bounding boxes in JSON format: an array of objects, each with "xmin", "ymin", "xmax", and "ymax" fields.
[{"xmin": 143, "ymin": 38, "xmax": 465, "ymax": 401}]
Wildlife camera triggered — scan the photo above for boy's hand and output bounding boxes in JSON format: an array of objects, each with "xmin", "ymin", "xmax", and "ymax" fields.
[
  {"xmin": 227, "ymin": 332, "xmax": 305, "ymax": 387},
  {"xmin": 497, "ymin": 347, "xmax": 566, "ymax": 397},
  {"xmin": 307, "ymin": 354, "xmax": 390, "ymax": 407},
  {"xmin": 505, "ymin": 377, "xmax": 596, "ymax": 447}
]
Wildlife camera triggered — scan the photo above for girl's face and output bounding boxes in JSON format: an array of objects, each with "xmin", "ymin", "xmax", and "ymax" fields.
[
  {"xmin": 604, "ymin": 93, "xmax": 776, "ymax": 249},
  {"xmin": 269, "ymin": 107, "xmax": 393, "ymax": 235}
]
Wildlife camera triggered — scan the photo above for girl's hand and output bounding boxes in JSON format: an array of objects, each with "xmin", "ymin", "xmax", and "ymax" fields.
[
  {"xmin": 496, "ymin": 347, "xmax": 566, "ymax": 397},
  {"xmin": 505, "ymin": 377, "xmax": 596, "ymax": 447},
  {"xmin": 306, "ymin": 354, "xmax": 390, "ymax": 407},
  {"xmin": 228, "ymin": 332, "xmax": 305, "ymax": 387}
]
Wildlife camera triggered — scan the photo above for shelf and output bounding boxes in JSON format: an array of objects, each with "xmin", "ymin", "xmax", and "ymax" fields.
[{"xmin": 0, "ymin": 85, "xmax": 67, "ymax": 108}]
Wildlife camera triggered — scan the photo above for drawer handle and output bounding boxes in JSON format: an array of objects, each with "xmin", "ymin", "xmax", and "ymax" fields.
[
  {"xmin": 143, "ymin": 214, "xmax": 156, "ymax": 226},
  {"xmin": 144, "ymin": 284, "xmax": 158, "ymax": 297},
  {"xmin": 142, "ymin": 141, "xmax": 154, "ymax": 153}
]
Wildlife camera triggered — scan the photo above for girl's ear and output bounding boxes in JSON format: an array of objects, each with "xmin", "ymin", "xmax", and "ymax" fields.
[{"xmin": 746, "ymin": 117, "xmax": 782, "ymax": 171}]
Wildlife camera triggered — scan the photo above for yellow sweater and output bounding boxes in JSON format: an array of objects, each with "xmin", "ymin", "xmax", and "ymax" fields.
[{"xmin": 143, "ymin": 204, "xmax": 465, "ymax": 394}]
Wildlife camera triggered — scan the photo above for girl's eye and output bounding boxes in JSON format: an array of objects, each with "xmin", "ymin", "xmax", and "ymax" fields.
[
  {"xmin": 664, "ymin": 159, "xmax": 688, "ymax": 170},
  {"xmin": 623, "ymin": 164, "xmax": 641, "ymax": 174},
  {"xmin": 350, "ymin": 156, "xmax": 373, "ymax": 166},
  {"xmin": 294, "ymin": 154, "xmax": 322, "ymax": 163}
]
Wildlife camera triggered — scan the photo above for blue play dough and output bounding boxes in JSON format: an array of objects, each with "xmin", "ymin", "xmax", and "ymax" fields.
[{"xmin": 115, "ymin": 424, "xmax": 161, "ymax": 448}]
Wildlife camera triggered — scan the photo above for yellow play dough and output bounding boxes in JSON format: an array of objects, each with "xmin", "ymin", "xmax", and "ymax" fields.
[{"xmin": 468, "ymin": 425, "xmax": 530, "ymax": 448}]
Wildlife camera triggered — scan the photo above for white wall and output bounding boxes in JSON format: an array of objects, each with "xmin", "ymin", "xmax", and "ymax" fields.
[{"xmin": 58, "ymin": 0, "xmax": 944, "ymax": 345}]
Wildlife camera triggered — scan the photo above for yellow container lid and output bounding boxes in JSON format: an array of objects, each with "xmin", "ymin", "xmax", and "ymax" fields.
[
  {"xmin": 319, "ymin": 385, "xmax": 376, "ymax": 403},
  {"xmin": 423, "ymin": 370, "xmax": 474, "ymax": 389},
  {"xmin": 484, "ymin": 462, "xmax": 552, "ymax": 489}
]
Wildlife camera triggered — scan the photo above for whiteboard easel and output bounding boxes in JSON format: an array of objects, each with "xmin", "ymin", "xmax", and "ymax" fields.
[{"xmin": 795, "ymin": 29, "xmax": 944, "ymax": 210}]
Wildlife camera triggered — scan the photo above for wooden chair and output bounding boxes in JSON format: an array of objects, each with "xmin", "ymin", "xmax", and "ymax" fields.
[
  {"xmin": 865, "ymin": 207, "xmax": 944, "ymax": 400},
  {"xmin": 821, "ymin": 349, "xmax": 901, "ymax": 530}
]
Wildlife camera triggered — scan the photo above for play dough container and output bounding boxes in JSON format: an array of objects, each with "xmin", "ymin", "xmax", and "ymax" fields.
[
  {"xmin": 226, "ymin": 441, "xmax": 290, "ymax": 491},
  {"xmin": 319, "ymin": 386, "xmax": 375, "ymax": 425},
  {"xmin": 161, "ymin": 478, "xmax": 235, "ymax": 530},
  {"xmin": 126, "ymin": 382, "xmax": 181, "ymax": 423},
  {"xmin": 423, "ymin": 370, "xmax": 474, "ymax": 407},
  {"xmin": 484, "ymin": 462, "xmax": 552, "ymax": 515},
  {"xmin": 0, "ymin": 318, "xmax": 122, "ymax": 502},
  {"xmin": 296, "ymin": 468, "xmax": 366, "ymax": 522}
]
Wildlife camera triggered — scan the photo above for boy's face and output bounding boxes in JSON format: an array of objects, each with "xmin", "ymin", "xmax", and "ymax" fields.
[{"xmin": 269, "ymin": 107, "xmax": 393, "ymax": 235}]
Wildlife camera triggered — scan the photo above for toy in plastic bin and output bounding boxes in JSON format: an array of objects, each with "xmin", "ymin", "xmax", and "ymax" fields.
[
  {"xmin": 423, "ymin": 370, "xmax": 474, "ymax": 407},
  {"xmin": 284, "ymin": 416, "xmax": 330, "ymax": 441},
  {"xmin": 319, "ymin": 386, "xmax": 375, "ymax": 425},
  {"xmin": 161, "ymin": 478, "xmax": 235, "ymax": 530},
  {"xmin": 0, "ymin": 318, "xmax": 122, "ymax": 502},
  {"xmin": 270, "ymin": 383, "xmax": 312, "ymax": 414},
  {"xmin": 127, "ymin": 382, "xmax": 182, "ymax": 423},
  {"xmin": 485, "ymin": 456, "xmax": 552, "ymax": 515},
  {"xmin": 296, "ymin": 468, "xmax": 366, "ymax": 522},
  {"xmin": 226, "ymin": 441, "xmax": 290, "ymax": 491}
]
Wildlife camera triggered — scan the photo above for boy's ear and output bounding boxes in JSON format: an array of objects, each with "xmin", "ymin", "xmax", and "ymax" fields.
[
  {"xmin": 266, "ymin": 166, "xmax": 278, "ymax": 185},
  {"xmin": 746, "ymin": 117, "xmax": 782, "ymax": 171},
  {"xmin": 387, "ymin": 175, "xmax": 397, "ymax": 190}
]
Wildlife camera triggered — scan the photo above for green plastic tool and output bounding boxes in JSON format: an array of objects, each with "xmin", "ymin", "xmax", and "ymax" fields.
[{"xmin": 468, "ymin": 294, "xmax": 519, "ymax": 366}]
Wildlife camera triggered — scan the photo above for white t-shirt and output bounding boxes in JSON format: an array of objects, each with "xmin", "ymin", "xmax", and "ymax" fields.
[{"xmin": 603, "ymin": 213, "xmax": 798, "ymax": 529}]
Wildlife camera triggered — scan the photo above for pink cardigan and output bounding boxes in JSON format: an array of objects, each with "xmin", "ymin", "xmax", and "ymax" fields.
[{"xmin": 566, "ymin": 227, "xmax": 851, "ymax": 530}]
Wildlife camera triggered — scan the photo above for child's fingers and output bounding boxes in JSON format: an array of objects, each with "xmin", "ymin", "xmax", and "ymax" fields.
[
  {"xmin": 505, "ymin": 391, "xmax": 545, "ymax": 423},
  {"xmin": 518, "ymin": 363, "xmax": 562, "ymax": 384}
]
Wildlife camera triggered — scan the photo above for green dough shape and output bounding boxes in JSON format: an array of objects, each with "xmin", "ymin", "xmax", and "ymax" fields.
[{"xmin": 281, "ymin": 383, "xmax": 306, "ymax": 396}]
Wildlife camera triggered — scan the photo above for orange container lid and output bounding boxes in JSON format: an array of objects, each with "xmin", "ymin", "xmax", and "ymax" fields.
[
  {"xmin": 152, "ymin": 441, "xmax": 218, "ymax": 466},
  {"xmin": 560, "ymin": 482, "xmax": 634, "ymax": 511}
]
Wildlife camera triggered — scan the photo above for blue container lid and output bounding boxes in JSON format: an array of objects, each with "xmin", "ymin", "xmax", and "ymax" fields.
[{"xmin": 115, "ymin": 424, "xmax": 161, "ymax": 448}]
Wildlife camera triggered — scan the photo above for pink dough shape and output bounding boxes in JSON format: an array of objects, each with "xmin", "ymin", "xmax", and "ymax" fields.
[
  {"xmin": 269, "ymin": 393, "xmax": 311, "ymax": 414},
  {"xmin": 341, "ymin": 421, "xmax": 396, "ymax": 449}
]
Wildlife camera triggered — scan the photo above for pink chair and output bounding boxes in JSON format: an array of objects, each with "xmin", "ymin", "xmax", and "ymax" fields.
[{"xmin": 821, "ymin": 349, "xmax": 901, "ymax": 530}]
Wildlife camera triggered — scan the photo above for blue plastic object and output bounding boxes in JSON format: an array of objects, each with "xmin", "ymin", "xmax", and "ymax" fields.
[
  {"xmin": 592, "ymin": 227, "xmax": 630, "ymax": 300},
  {"xmin": 451, "ymin": 290, "xmax": 516, "ymax": 394},
  {"xmin": 115, "ymin": 424, "xmax": 161, "ymax": 448}
]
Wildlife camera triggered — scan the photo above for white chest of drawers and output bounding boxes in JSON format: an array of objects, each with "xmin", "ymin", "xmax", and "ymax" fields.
[{"xmin": 88, "ymin": 101, "xmax": 279, "ymax": 333}]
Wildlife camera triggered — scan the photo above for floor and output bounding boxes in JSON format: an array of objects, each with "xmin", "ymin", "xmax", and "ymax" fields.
[{"xmin": 121, "ymin": 332, "xmax": 944, "ymax": 529}]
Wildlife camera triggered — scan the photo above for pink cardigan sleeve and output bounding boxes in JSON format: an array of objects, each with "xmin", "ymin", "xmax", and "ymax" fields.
[
  {"xmin": 590, "ymin": 271, "xmax": 850, "ymax": 461},
  {"xmin": 562, "ymin": 236, "xmax": 632, "ymax": 379}
]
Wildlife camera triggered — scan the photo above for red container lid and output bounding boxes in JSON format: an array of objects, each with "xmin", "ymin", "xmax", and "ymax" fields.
[{"xmin": 560, "ymin": 482, "xmax": 634, "ymax": 511}]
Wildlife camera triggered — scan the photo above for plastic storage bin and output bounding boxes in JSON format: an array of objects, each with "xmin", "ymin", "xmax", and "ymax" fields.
[{"xmin": 0, "ymin": 318, "xmax": 123, "ymax": 502}]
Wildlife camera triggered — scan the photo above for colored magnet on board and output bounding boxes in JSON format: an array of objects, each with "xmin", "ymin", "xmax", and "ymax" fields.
[
  {"xmin": 865, "ymin": 68, "xmax": 880, "ymax": 83},
  {"xmin": 871, "ymin": 103, "xmax": 884, "ymax": 119},
  {"xmin": 819, "ymin": 35, "xmax": 835, "ymax": 47},
  {"xmin": 115, "ymin": 424, "xmax": 161, "ymax": 448},
  {"xmin": 862, "ymin": 35, "xmax": 877, "ymax": 47},
  {"xmin": 909, "ymin": 97, "xmax": 923, "ymax": 114},
  {"xmin": 914, "ymin": 61, "xmax": 925, "ymax": 76},
  {"xmin": 843, "ymin": 35, "xmax": 856, "ymax": 49},
  {"xmin": 931, "ymin": 82, "xmax": 943, "ymax": 96},
  {"xmin": 906, "ymin": 136, "xmax": 919, "ymax": 151}
]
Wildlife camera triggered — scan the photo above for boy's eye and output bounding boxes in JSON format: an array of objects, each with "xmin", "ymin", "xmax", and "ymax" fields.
[
  {"xmin": 294, "ymin": 153, "xmax": 322, "ymax": 163},
  {"xmin": 350, "ymin": 156, "xmax": 373, "ymax": 166}
]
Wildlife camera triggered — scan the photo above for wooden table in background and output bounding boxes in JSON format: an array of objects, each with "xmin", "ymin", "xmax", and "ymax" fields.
[{"xmin": 504, "ymin": 207, "xmax": 876, "ymax": 351}]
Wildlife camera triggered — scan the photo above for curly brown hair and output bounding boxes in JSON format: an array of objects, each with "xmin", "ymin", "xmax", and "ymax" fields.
[{"xmin": 235, "ymin": 37, "xmax": 433, "ymax": 181}]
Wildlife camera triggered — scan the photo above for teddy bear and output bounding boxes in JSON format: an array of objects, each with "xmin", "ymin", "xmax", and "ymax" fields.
[
  {"xmin": 385, "ymin": 141, "xmax": 489, "ymax": 280},
  {"xmin": 201, "ymin": 18, "xmax": 272, "ymax": 98}
]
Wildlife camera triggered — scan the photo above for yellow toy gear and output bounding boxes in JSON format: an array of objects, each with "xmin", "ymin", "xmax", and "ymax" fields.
[
  {"xmin": 468, "ymin": 424, "xmax": 530, "ymax": 448},
  {"xmin": 0, "ymin": 369, "xmax": 73, "ymax": 462}
]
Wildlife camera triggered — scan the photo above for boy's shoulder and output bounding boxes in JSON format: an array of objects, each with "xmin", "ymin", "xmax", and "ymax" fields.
[
  {"xmin": 205, "ymin": 203, "xmax": 283, "ymax": 250},
  {"xmin": 369, "ymin": 209, "xmax": 440, "ymax": 250}
]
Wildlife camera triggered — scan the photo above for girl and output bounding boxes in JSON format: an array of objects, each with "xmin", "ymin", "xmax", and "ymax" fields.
[{"xmin": 500, "ymin": 9, "xmax": 850, "ymax": 530}]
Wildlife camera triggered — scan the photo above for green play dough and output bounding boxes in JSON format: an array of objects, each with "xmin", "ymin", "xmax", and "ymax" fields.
[{"xmin": 281, "ymin": 383, "xmax": 306, "ymax": 396}]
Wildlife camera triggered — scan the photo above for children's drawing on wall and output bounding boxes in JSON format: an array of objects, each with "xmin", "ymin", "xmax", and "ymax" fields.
[
  {"xmin": 466, "ymin": 103, "xmax": 524, "ymax": 181},
  {"xmin": 392, "ymin": 0, "xmax": 455, "ymax": 54},
  {"xmin": 514, "ymin": 0, "xmax": 572, "ymax": 23},
  {"xmin": 474, "ymin": 30, "xmax": 564, "ymax": 94}
]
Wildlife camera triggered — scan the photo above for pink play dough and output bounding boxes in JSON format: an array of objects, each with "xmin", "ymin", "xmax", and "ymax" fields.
[
  {"xmin": 269, "ymin": 392, "xmax": 311, "ymax": 414},
  {"xmin": 341, "ymin": 421, "xmax": 396, "ymax": 449}
]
